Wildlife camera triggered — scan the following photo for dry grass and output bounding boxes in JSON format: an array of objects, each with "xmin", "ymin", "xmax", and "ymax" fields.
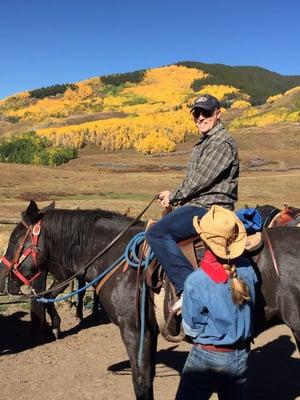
[{"xmin": 0, "ymin": 124, "xmax": 299, "ymax": 236}]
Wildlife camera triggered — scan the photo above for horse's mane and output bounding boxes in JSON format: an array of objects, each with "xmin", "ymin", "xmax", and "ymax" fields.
[{"xmin": 42, "ymin": 208, "xmax": 138, "ymax": 267}]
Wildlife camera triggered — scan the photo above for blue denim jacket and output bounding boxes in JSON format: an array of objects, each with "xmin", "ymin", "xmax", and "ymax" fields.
[{"xmin": 182, "ymin": 256, "xmax": 257, "ymax": 346}]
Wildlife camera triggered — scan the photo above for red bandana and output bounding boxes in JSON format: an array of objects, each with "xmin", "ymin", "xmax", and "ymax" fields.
[{"xmin": 200, "ymin": 249, "xmax": 229, "ymax": 283}]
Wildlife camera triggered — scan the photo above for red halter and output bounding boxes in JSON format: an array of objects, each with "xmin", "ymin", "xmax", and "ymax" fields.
[{"xmin": 1, "ymin": 220, "xmax": 42, "ymax": 287}]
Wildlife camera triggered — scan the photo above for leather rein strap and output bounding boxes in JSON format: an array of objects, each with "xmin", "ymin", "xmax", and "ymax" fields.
[{"xmin": 263, "ymin": 229, "xmax": 279, "ymax": 277}]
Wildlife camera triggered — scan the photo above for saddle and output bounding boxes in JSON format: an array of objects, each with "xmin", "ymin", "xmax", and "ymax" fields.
[
  {"xmin": 145, "ymin": 205, "xmax": 300, "ymax": 342},
  {"xmin": 96, "ymin": 206, "xmax": 300, "ymax": 343},
  {"xmin": 268, "ymin": 205, "xmax": 300, "ymax": 227}
]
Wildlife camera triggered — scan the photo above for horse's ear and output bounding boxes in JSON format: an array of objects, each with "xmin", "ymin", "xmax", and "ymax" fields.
[
  {"xmin": 21, "ymin": 200, "xmax": 39, "ymax": 224},
  {"xmin": 40, "ymin": 201, "xmax": 55, "ymax": 214}
]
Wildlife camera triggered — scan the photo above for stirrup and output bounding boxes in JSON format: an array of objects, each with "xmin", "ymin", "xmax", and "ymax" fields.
[
  {"xmin": 170, "ymin": 294, "xmax": 183, "ymax": 314},
  {"xmin": 160, "ymin": 310, "xmax": 185, "ymax": 343}
]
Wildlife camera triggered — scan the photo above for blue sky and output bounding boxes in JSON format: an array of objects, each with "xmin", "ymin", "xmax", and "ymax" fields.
[{"xmin": 1, "ymin": 0, "xmax": 300, "ymax": 99}]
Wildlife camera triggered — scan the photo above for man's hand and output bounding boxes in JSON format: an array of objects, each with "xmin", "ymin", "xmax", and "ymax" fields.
[{"xmin": 157, "ymin": 191, "xmax": 171, "ymax": 208}]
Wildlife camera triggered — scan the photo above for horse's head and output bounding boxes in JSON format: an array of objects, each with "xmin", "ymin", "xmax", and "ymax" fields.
[{"xmin": 0, "ymin": 200, "xmax": 55, "ymax": 295}]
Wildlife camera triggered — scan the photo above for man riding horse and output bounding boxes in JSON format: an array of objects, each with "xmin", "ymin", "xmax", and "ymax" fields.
[{"xmin": 146, "ymin": 94, "xmax": 239, "ymax": 311}]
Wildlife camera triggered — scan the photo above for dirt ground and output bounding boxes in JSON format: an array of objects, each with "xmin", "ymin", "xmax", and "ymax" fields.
[
  {"xmin": 0, "ymin": 132, "xmax": 300, "ymax": 399},
  {"xmin": 0, "ymin": 303, "xmax": 300, "ymax": 400}
]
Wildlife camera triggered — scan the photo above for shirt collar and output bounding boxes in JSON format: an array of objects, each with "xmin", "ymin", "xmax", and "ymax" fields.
[
  {"xmin": 194, "ymin": 122, "xmax": 224, "ymax": 146},
  {"xmin": 206, "ymin": 122, "xmax": 224, "ymax": 137}
]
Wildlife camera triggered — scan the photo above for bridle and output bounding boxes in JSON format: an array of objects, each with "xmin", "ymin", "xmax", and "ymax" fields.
[
  {"xmin": 0, "ymin": 194, "xmax": 158, "ymax": 298},
  {"xmin": 1, "ymin": 220, "xmax": 42, "ymax": 287}
]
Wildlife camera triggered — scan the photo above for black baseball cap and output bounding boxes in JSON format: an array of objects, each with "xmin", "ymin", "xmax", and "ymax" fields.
[{"xmin": 191, "ymin": 94, "xmax": 221, "ymax": 112}]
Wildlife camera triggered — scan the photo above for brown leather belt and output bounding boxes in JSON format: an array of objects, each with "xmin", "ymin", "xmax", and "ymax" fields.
[{"xmin": 194, "ymin": 343, "xmax": 246, "ymax": 353}]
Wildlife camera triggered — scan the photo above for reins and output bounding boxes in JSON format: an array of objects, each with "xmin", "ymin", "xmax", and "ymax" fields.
[
  {"xmin": 263, "ymin": 228, "xmax": 279, "ymax": 276},
  {"xmin": 33, "ymin": 194, "xmax": 158, "ymax": 298}
]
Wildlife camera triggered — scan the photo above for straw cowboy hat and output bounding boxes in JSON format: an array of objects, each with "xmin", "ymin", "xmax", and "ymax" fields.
[{"xmin": 193, "ymin": 205, "xmax": 247, "ymax": 259}]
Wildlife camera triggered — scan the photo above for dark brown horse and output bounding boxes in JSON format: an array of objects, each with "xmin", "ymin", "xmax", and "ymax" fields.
[
  {"xmin": 0, "ymin": 200, "xmax": 157, "ymax": 399},
  {"xmin": 1, "ymin": 200, "xmax": 300, "ymax": 399}
]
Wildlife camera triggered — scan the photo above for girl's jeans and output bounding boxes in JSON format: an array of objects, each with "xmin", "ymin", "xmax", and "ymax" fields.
[
  {"xmin": 176, "ymin": 346, "xmax": 249, "ymax": 400},
  {"xmin": 145, "ymin": 205, "xmax": 207, "ymax": 294}
]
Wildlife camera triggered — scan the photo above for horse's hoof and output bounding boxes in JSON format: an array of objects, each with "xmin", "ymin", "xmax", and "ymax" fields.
[
  {"xmin": 52, "ymin": 328, "xmax": 61, "ymax": 339},
  {"xmin": 66, "ymin": 301, "xmax": 73, "ymax": 310},
  {"xmin": 75, "ymin": 310, "xmax": 83, "ymax": 320}
]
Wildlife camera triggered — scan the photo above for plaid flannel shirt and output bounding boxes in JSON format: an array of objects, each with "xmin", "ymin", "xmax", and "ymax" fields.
[{"xmin": 170, "ymin": 122, "xmax": 239, "ymax": 210}]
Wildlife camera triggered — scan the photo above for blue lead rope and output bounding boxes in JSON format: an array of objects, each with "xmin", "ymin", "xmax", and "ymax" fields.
[
  {"xmin": 124, "ymin": 231, "xmax": 155, "ymax": 268},
  {"xmin": 124, "ymin": 232, "xmax": 155, "ymax": 366},
  {"xmin": 35, "ymin": 254, "xmax": 124, "ymax": 304},
  {"xmin": 36, "ymin": 231, "xmax": 154, "ymax": 367}
]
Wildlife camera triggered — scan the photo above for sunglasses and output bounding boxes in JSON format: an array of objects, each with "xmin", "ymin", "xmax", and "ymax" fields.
[{"xmin": 192, "ymin": 108, "xmax": 215, "ymax": 119}]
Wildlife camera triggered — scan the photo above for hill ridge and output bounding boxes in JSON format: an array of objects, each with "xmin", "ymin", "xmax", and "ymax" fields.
[{"xmin": 0, "ymin": 62, "xmax": 300, "ymax": 157}]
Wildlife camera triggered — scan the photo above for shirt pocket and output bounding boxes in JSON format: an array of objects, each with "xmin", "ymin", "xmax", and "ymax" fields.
[{"xmin": 192, "ymin": 313, "xmax": 209, "ymax": 333}]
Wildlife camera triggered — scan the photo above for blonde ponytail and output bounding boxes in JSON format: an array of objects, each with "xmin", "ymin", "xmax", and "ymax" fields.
[{"xmin": 223, "ymin": 263, "xmax": 250, "ymax": 306}]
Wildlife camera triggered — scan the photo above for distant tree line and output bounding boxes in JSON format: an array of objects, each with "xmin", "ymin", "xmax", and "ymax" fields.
[
  {"xmin": 29, "ymin": 83, "xmax": 77, "ymax": 99},
  {"xmin": 100, "ymin": 70, "xmax": 146, "ymax": 86},
  {"xmin": 0, "ymin": 131, "xmax": 77, "ymax": 166},
  {"xmin": 177, "ymin": 61, "xmax": 300, "ymax": 105}
]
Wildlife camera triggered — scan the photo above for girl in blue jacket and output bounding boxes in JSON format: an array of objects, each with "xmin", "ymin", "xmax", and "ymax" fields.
[{"xmin": 175, "ymin": 205, "xmax": 257, "ymax": 400}]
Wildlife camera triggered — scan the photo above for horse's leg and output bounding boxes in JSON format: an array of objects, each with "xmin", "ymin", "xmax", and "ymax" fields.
[
  {"xmin": 75, "ymin": 277, "xmax": 85, "ymax": 320},
  {"xmin": 291, "ymin": 330, "xmax": 300, "ymax": 354},
  {"xmin": 98, "ymin": 260, "xmax": 157, "ymax": 399},
  {"xmin": 76, "ymin": 278, "xmax": 101, "ymax": 319},
  {"xmin": 119, "ymin": 322, "xmax": 157, "ymax": 400},
  {"xmin": 66, "ymin": 280, "xmax": 75, "ymax": 310},
  {"xmin": 30, "ymin": 270, "xmax": 47, "ymax": 332},
  {"xmin": 92, "ymin": 290, "xmax": 100, "ymax": 317},
  {"xmin": 44, "ymin": 281, "xmax": 69, "ymax": 339},
  {"xmin": 277, "ymin": 284, "xmax": 300, "ymax": 355}
]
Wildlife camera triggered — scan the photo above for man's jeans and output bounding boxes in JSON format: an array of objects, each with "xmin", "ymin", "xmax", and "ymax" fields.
[
  {"xmin": 145, "ymin": 205, "xmax": 207, "ymax": 294},
  {"xmin": 176, "ymin": 346, "xmax": 249, "ymax": 400}
]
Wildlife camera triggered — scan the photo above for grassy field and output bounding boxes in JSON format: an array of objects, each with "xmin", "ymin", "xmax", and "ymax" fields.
[{"xmin": 0, "ymin": 123, "xmax": 299, "ymax": 254}]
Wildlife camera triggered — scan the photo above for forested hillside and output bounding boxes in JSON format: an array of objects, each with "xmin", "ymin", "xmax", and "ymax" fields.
[
  {"xmin": 177, "ymin": 61, "xmax": 300, "ymax": 104},
  {"xmin": 0, "ymin": 62, "xmax": 299, "ymax": 163}
]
